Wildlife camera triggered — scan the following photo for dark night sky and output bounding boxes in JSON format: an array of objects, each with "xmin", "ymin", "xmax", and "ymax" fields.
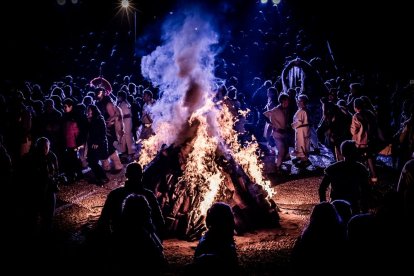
[{"xmin": 1, "ymin": 0, "xmax": 413, "ymax": 81}]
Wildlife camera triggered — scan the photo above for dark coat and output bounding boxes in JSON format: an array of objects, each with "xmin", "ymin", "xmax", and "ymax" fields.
[{"xmin": 87, "ymin": 115, "xmax": 108, "ymax": 161}]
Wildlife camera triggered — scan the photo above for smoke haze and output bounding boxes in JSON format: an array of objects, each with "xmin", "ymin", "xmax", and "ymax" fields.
[{"xmin": 141, "ymin": 7, "xmax": 220, "ymax": 147}]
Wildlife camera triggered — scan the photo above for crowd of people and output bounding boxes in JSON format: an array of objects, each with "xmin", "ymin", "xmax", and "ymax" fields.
[{"xmin": 1, "ymin": 2, "xmax": 413, "ymax": 274}]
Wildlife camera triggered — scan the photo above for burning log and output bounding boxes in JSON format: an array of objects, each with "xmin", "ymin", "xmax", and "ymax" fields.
[
  {"xmin": 142, "ymin": 143, "xmax": 280, "ymax": 240},
  {"xmin": 216, "ymin": 153, "xmax": 280, "ymax": 233},
  {"xmin": 186, "ymin": 215, "xmax": 207, "ymax": 241},
  {"xmin": 142, "ymin": 144, "xmax": 182, "ymax": 193},
  {"xmin": 135, "ymin": 11, "xmax": 281, "ymax": 242}
]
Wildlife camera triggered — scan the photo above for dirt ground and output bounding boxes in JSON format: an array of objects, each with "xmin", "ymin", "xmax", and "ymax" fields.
[
  {"xmin": 53, "ymin": 167, "xmax": 322, "ymax": 275},
  {"xmin": 162, "ymin": 176, "xmax": 321, "ymax": 276},
  {"xmin": 52, "ymin": 175, "xmax": 321, "ymax": 275},
  {"xmin": 50, "ymin": 148, "xmax": 396, "ymax": 275}
]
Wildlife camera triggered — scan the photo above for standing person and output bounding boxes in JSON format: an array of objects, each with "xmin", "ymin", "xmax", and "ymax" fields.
[
  {"xmin": 116, "ymin": 91, "xmax": 135, "ymax": 160},
  {"xmin": 9, "ymin": 91, "xmax": 32, "ymax": 161},
  {"xmin": 95, "ymin": 87, "xmax": 123, "ymax": 174},
  {"xmin": 263, "ymin": 93, "xmax": 290, "ymax": 172},
  {"xmin": 317, "ymin": 99, "xmax": 352, "ymax": 161},
  {"xmin": 61, "ymin": 98, "xmax": 84, "ymax": 183},
  {"xmin": 19, "ymin": 137, "xmax": 59, "ymax": 236},
  {"xmin": 263, "ymin": 87, "xmax": 279, "ymax": 154},
  {"xmin": 350, "ymin": 98, "xmax": 378, "ymax": 184},
  {"xmin": 138, "ymin": 89, "xmax": 156, "ymax": 140},
  {"xmin": 39, "ymin": 99, "xmax": 62, "ymax": 157},
  {"xmin": 394, "ymin": 109, "xmax": 414, "ymax": 170},
  {"xmin": 346, "ymin": 83, "xmax": 363, "ymax": 111},
  {"xmin": 86, "ymin": 105, "xmax": 109, "ymax": 185},
  {"xmin": 291, "ymin": 95, "xmax": 311, "ymax": 167}
]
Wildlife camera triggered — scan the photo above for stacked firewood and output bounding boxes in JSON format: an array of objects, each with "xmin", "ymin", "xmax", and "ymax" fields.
[{"xmin": 143, "ymin": 146, "xmax": 280, "ymax": 241}]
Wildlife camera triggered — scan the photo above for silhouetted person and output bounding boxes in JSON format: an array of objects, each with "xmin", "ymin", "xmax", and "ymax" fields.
[
  {"xmin": 19, "ymin": 137, "xmax": 59, "ymax": 237},
  {"xmin": 110, "ymin": 194, "xmax": 166, "ymax": 274},
  {"xmin": 319, "ymin": 140, "xmax": 370, "ymax": 214},
  {"xmin": 347, "ymin": 213, "xmax": 379, "ymax": 273},
  {"xmin": 397, "ymin": 159, "xmax": 414, "ymax": 222},
  {"xmin": 331, "ymin": 199, "xmax": 353, "ymax": 228},
  {"xmin": 86, "ymin": 104, "xmax": 109, "ymax": 185},
  {"xmin": 351, "ymin": 97, "xmax": 378, "ymax": 183},
  {"xmin": 96, "ymin": 162, "xmax": 165, "ymax": 240},
  {"xmin": 184, "ymin": 202, "xmax": 239, "ymax": 276},
  {"xmin": 317, "ymin": 99, "xmax": 351, "ymax": 161},
  {"xmin": 9, "ymin": 92, "xmax": 32, "ymax": 161},
  {"xmin": 291, "ymin": 202, "xmax": 346, "ymax": 275},
  {"xmin": 39, "ymin": 98, "xmax": 62, "ymax": 156},
  {"xmin": 61, "ymin": 98, "xmax": 84, "ymax": 183}
]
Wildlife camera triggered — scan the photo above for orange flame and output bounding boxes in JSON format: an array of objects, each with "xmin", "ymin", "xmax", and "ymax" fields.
[
  {"xmin": 182, "ymin": 113, "xmax": 223, "ymax": 216},
  {"xmin": 217, "ymin": 105, "xmax": 274, "ymax": 198},
  {"xmin": 138, "ymin": 92, "xmax": 274, "ymax": 219}
]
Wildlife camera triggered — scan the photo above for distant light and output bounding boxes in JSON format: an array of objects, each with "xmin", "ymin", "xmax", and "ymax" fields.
[
  {"xmin": 57, "ymin": 0, "xmax": 66, "ymax": 6},
  {"xmin": 121, "ymin": 0, "xmax": 130, "ymax": 9},
  {"xmin": 272, "ymin": 0, "xmax": 281, "ymax": 4},
  {"xmin": 260, "ymin": 0, "xmax": 268, "ymax": 3},
  {"xmin": 71, "ymin": 0, "xmax": 78, "ymax": 4}
]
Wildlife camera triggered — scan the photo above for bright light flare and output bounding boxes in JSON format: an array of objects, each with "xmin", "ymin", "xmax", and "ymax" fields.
[
  {"xmin": 121, "ymin": 0, "xmax": 130, "ymax": 9},
  {"xmin": 116, "ymin": 0, "xmax": 138, "ymax": 22}
]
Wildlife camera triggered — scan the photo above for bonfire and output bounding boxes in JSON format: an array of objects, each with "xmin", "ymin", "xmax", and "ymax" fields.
[{"xmin": 137, "ymin": 12, "xmax": 279, "ymax": 240}]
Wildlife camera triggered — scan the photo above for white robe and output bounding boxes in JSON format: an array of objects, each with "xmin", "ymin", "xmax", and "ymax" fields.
[{"xmin": 292, "ymin": 108, "xmax": 310, "ymax": 158}]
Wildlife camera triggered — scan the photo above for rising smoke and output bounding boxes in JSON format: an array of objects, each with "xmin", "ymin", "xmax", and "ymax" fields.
[
  {"xmin": 141, "ymin": 8, "xmax": 221, "ymax": 147},
  {"xmin": 138, "ymin": 5, "xmax": 278, "ymax": 230}
]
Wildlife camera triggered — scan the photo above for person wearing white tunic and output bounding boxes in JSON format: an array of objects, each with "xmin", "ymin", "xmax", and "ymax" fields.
[
  {"xmin": 292, "ymin": 95, "xmax": 311, "ymax": 161},
  {"xmin": 263, "ymin": 93, "xmax": 290, "ymax": 170},
  {"xmin": 117, "ymin": 91, "xmax": 135, "ymax": 156}
]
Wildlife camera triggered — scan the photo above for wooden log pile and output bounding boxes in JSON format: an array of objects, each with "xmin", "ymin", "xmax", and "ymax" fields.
[{"xmin": 143, "ymin": 145, "xmax": 280, "ymax": 241}]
